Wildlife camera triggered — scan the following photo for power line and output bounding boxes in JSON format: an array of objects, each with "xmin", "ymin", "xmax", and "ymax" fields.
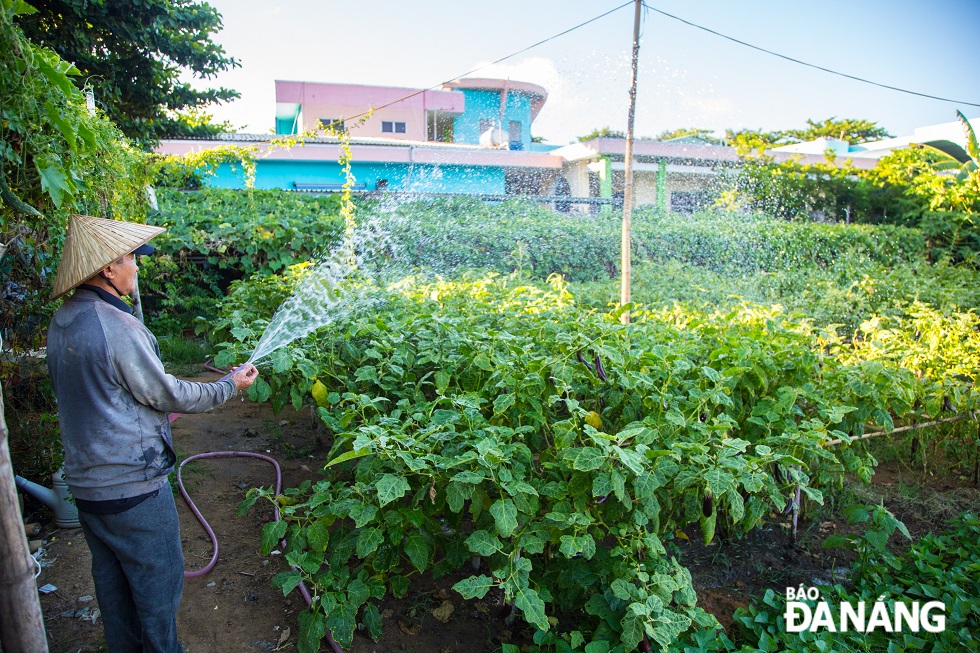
[
  {"xmin": 322, "ymin": 1, "xmax": 635, "ymax": 130},
  {"xmin": 642, "ymin": 2, "xmax": 980, "ymax": 108}
]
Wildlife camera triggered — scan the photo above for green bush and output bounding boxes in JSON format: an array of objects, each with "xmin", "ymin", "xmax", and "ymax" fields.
[
  {"xmin": 217, "ymin": 270, "xmax": 980, "ymax": 651},
  {"xmin": 671, "ymin": 511, "xmax": 980, "ymax": 652}
]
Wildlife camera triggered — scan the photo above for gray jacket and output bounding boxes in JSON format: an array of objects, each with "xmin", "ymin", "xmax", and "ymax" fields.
[{"xmin": 47, "ymin": 289, "xmax": 237, "ymax": 501}]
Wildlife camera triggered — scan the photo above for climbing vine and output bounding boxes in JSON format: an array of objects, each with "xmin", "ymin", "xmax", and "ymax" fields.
[{"xmin": 0, "ymin": 0, "xmax": 151, "ymax": 348}]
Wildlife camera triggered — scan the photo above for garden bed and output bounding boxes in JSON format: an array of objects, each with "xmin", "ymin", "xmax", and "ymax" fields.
[{"xmin": 30, "ymin": 372, "xmax": 979, "ymax": 652}]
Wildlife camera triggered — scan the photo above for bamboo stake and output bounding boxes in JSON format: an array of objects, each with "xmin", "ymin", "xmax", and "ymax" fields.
[
  {"xmin": 619, "ymin": 0, "xmax": 641, "ymax": 325},
  {"xmin": 0, "ymin": 371, "xmax": 49, "ymax": 651},
  {"xmin": 823, "ymin": 411, "xmax": 976, "ymax": 447}
]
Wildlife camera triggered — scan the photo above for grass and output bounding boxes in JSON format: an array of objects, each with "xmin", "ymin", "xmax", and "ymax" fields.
[{"xmin": 158, "ymin": 335, "xmax": 213, "ymax": 375}]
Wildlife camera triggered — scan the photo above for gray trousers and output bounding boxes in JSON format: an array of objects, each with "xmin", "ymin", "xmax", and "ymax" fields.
[{"xmin": 78, "ymin": 486, "xmax": 184, "ymax": 653}]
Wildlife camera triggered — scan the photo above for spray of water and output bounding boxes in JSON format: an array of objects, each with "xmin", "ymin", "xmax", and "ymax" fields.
[{"xmin": 246, "ymin": 214, "xmax": 393, "ymax": 365}]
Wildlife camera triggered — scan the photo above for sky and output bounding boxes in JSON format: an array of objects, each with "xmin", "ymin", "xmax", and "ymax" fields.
[{"xmin": 187, "ymin": 0, "xmax": 980, "ymax": 145}]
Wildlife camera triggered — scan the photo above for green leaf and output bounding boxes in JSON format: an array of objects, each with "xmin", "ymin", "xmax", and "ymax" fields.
[
  {"xmin": 325, "ymin": 601, "xmax": 357, "ymax": 647},
  {"xmin": 610, "ymin": 578, "xmax": 634, "ymax": 601},
  {"xmin": 271, "ymin": 570, "xmax": 303, "ymax": 597},
  {"xmin": 325, "ymin": 447, "xmax": 371, "ymax": 468},
  {"xmin": 260, "ymin": 520, "xmax": 287, "ymax": 555},
  {"xmin": 446, "ymin": 480, "xmax": 472, "ymax": 513},
  {"xmin": 704, "ymin": 468, "xmax": 734, "ymax": 497},
  {"xmin": 514, "ymin": 584, "xmax": 549, "ymax": 631},
  {"xmin": 307, "ymin": 518, "xmax": 330, "ymax": 554},
  {"xmin": 251, "ymin": 377, "xmax": 271, "ymax": 403},
  {"xmin": 35, "ymin": 157, "xmax": 73, "ymax": 207},
  {"xmin": 404, "ymin": 533, "xmax": 432, "ymax": 572},
  {"xmin": 620, "ymin": 607, "xmax": 647, "ymax": 651},
  {"xmin": 12, "ymin": 0, "xmax": 39, "ymax": 16},
  {"xmin": 490, "ymin": 498, "xmax": 518, "ymax": 537},
  {"xmin": 362, "ymin": 602, "xmax": 383, "ymax": 642},
  {"xmin": 466, "ymin": 530, "xmax": 503, "ymax": 556},
  {"xmin": 390, "ymin": 575, "xmax": 410, "ymax": 598},
  {"xmin": 453, "ymin": 574, "xmax": 495, "ymax": 599},
  {"xmin": 297, "ymin": 609, "xmax": 326, "ymax": 653},
  {"xmin": 569, "ymin": 447, "xmax": 605, "ymax": 471},
  {"xmin": 435, "ymin": 370, "xmax": 450, "ymax": 394},
  {"xmin": 649, "ymin": 608, "xmax": 692, "ymax": 649},
  {"xmin": 346, "ymin": 578, "xmax": 370, "ymax": 607},
  {"xmin": 271, "ymin": 347, "xmax": 294, "ymax": 373},
  {"xmin": 559, "ymin": 534, "xmax": 596, "ymax": 559},
  {"xmin": 356, "ymin": 527, "xmax": 384, "ymax": 558},
  {"xmin": 35, "ymin": 54, "xmax": 78, "ymax": 96},
  {"xmin": 451, "ymin": 470, "xmax": 485, "ymax": 484},
  {"xmin": 473, "ymin": 352, "xmax": 493, "ymax": 371},
  {"xmin": 493, "ymin": 393, "xmax": 516, "ymax": 415},
  {"xmin": 375, "ymin": 474, "xmax": 411, "ymax": 507}
]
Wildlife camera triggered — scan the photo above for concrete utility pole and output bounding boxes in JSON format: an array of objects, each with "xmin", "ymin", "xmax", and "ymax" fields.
[{"xmin": 620, "ymin": 0, "xmax": 642, "ymax": 325}]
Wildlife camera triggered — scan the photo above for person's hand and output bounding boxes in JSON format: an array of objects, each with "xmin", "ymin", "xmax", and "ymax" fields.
[{"xmin": 230, "ymin": 363, "xmax": 259, "ymax": 391}]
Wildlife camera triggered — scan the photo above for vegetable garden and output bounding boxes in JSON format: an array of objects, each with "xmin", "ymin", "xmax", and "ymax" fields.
[{"xmin": 133, "ymin": 190, "xmax": 980, "ymax": 653}]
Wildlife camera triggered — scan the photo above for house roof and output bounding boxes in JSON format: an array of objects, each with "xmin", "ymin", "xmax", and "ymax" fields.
[
  {"xmin": 771, "ymin": 116, "xmax": 980, "ymax": 164},
  {"xmin": 156, "ymin": 134, "xmax": 564, "ymax": 169},
  {"xmin": 555, "ymin": 138, "xmax": 741, "ymax": 165}
]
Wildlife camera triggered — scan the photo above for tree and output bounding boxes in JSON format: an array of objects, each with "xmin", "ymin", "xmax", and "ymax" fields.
[
  {"xmin": 654, "ymin": 127, "xmax": 722, "ymax": 145},
  {"xmin": 782, "ymin": 117, "xmax": 892, "ymax": 145},
  {"xmin": 724, "ymin": 128, "xmax": 784, "ymax": 154},
  {"xmin": 1, "ymin": 0, "xmax": 151, "ymax": 347},
  {"xmin": 578, "ymin": 126, "xmax": 627, "ymax": 141},
  {"xmin": 921, "ymin": 111, "xmax": 980, "ymax": 185},
  {"xmin": 18, "ymin": 0, "xmax": 239, "ymax": 147}
]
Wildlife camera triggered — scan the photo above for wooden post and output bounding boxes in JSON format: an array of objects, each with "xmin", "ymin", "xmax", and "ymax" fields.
[
  {"xmin": 620, "ymin": 0, "xmax": 642, "ymax": 324},
  {"xmin": 0, "ymin": 368, "xmax": 49, "ymax": 651}
]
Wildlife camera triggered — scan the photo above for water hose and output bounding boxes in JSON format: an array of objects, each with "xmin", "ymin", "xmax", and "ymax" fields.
[{"xmin": 172, "ymin": 368, "xmax": 346, "ymax": 653}]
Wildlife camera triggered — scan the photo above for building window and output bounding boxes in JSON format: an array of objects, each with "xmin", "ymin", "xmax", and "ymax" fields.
[
  {"xmin": 382, "ymin": 121, "xmax": 407, "ymax": 134},
  {"xmin": 479, "ymin": 118, "xmax": 495, "ymax": 134},
  {"xmin": 508, "ymin": 121, "xmax": 523, "ymax": 150},
  {"xmin": 318, "ymin": 118, "xmax": 345, "ymax": 132}
]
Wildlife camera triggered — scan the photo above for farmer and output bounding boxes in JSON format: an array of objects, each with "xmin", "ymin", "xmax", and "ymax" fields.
[{"xmin": 46, "ymin": 214, "xmax": 259, "ymax": 653}]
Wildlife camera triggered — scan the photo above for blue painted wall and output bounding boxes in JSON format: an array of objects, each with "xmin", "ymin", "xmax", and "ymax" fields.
[
  {"xmin": 452, "ymin": 89, "xmax": 533, "ymax": 150},
  {"xmin": 207, "ymin": 159, "xmax": 506, "ymax": 195}
]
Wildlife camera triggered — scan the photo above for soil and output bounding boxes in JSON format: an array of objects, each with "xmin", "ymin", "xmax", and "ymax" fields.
[{"xmin": 25, "ymin": 372, "xmax": 980, "ymax": 653}]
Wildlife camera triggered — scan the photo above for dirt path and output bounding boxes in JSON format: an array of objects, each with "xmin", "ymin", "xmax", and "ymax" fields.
[{"xmin": 36, "ymin": 373, "xmax": 322, "ymax": 653}]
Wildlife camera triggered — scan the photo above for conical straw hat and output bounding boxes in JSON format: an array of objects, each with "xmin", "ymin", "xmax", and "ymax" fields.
[{"xmin": 51, "ymin": 214, "xmax": 166, "ymax": 300}]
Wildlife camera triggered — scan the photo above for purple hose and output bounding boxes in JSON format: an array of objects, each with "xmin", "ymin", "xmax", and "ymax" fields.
[{"xmin": 172, "ymin": 368, "xmax": 345, "ymax": 653}]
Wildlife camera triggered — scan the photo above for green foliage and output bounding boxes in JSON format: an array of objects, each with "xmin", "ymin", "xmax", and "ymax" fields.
[
  {"xmin": 579, "ymin": 248, "xmax": 980, "ymax": 334},
  {"xmin": 578, "ymin": 127, "xmax": 627, "ymax": 141},
  {"xmin": 368, "ymin": 197, "xmax": 924, "ymax": 285},
  {"xmin": 1, "ymin": 0, "xmax": 151, "ymax": 348},
  {"xmin": 717, "ymin": 145, "xmax": 979, "ymax": 263},
  {"xmin": 724, "ymin": 117, "xmax": 891, "ymax": 154},
  {"xmin": 225, "ymin": 269, "xmax": 980, "ymax": 650},
  {"xmin": 656, "ymin": 128, "xmax": 723, "ymax": 145},
  {"xmin": 154, "ymin": 188, "xmax": 978, "ymax": 338},
  {"xmin": 18, "ymin": 0, "xmax": 239, "ymax": 147},
  {"xmin": 724, "ymin": 129, "xmax": 784, "ymax": 155},
  {"xmin": 781, "ymin": 117, "xmax": 893, "ymax": 145},
  {"xmin": 151, "ymin": 144, "xmax": 257, "ymax": 190},
  {"xmin": 672, "ymin": 512, "xmax": 980, "ymax": 652},
  {"xmin": 718, "ymin": 156, "xmax": 876, "ymax": 224},
  {"xmin": 920, "ymin": 111, "xmax": 980, "ymax": 184},
  {"xmin": 156, "ymin": 188, "xmax": 345, "ymax": 277}
]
